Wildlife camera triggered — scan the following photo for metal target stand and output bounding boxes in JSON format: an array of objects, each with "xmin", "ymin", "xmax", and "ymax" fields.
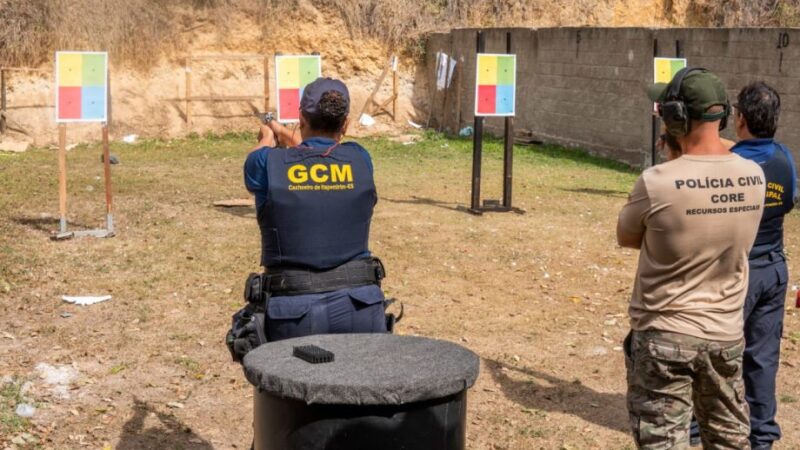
[{"xmin": 466, "ymin": 30, "xmax": 525, "ymax": 215}]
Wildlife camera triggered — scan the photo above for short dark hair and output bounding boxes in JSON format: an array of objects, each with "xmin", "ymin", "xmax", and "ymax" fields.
[
  {"xmin": 303, "ymin": 90, "xmax": 348, "ymax": 133},
  {"xmin": 737, "ymin": 81, "xmax": 781, "ymax": 138}
]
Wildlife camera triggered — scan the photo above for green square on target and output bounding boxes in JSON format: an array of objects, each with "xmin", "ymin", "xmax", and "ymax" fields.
[
  {"xmin": 496, "ymin": 56, "xmax": 515, "ymax": 86},
  {"xmin": 82, "ymin": 54, "xmax": 106, "ymax": 87},
  {"xmin": 298, "ymin": 57, "xmax": 320, "ymax": 87},
  {"xmin": 670, "ymin": 59, "xmax": 686, "ymax": 78}
]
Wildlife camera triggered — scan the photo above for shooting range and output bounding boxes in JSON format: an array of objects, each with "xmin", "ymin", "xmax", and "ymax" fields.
[
  {"xmin": 53, "ymin": 51, "xmax": 114, "ymax": 239},
  {"xmin": 3, "ymin": 3, "xmax": 800, "ymax": 448}
]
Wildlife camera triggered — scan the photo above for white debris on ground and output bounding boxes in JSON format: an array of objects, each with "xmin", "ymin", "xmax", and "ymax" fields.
[
  {"xmin": 15, "ymin": 403, "xmax": 36, "ymax": 417},
  {"xmin": 35, "ymin": 363, "xmax": 78, "ymax": 399},
  {"xmin": 62, "ymin": 295, "xmax": 112, "ymax": 306}
]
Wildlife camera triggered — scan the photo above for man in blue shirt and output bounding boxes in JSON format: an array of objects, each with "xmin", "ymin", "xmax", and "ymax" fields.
[
  {"xmin": 731, "ymin": 81, "xmax": 797, "ymax": 450},
  {"xmin": 229, "ymin": 78, "xmax": 388, "ymax": 359}
]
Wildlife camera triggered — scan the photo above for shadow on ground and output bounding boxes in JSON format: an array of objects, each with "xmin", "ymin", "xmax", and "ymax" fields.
[
  {"xmin": 12, "ymin": 216, "xmax": 93, "ymax": 234},
  {"xmin": 116, "ymin": 398, "xmax": 214, "ymax": 450},
  {"xmin": 486, "ymin": 358, "xmax": 629, "ymax": 433},
  {"xmin": 380, "ymin": 196, "xmax": 463, "ymax": 213},
  {"xmin": 559, "ymin": 187, "xmax": 629, "ymax": 198},
  {"xmin": 212, "ymin": 205, "xmax": 256, "ymax": 219}
]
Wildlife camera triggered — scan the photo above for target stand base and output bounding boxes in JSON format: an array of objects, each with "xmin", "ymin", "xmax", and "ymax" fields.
[
  {"xmin": 51, "ymin": 214, "xmax": 115, "ymax": 241},
  {"xmin": 463, "ymin": 200, "xmax": 526, "ymax": 216}
]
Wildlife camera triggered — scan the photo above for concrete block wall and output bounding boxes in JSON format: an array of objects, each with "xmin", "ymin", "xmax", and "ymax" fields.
[{"xmin": 425, "ymin": 27, "xmax": 800, "ymax": 167}]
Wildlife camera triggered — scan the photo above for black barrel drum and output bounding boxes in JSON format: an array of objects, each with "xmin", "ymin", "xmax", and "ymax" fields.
[{"xmin": 243, "ymin": 334, "xmax": 480, "ymax": 450}]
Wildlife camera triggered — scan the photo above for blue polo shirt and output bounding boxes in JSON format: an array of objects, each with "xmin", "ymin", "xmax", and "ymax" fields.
[{"xmin": 732, "ymin": 138, "xmax": 797, "ymax": 259}]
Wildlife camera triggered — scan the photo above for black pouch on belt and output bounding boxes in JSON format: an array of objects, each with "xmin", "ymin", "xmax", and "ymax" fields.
[
  {"xmin": 226, "ymin": 302, "xmax": 267, "ymax": 363},
  {"xmin": 225, "ymin": 273, "xmax": 269, "ymax": 363}
]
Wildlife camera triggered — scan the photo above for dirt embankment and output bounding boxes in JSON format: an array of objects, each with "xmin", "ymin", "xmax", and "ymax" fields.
[
  {"xmin": 3, "ymin": 0, "xmax": 797, "ymax": 148},
  {"xmin": 0, "ymin": 10, "xmax": 422, "ymax": 148}
]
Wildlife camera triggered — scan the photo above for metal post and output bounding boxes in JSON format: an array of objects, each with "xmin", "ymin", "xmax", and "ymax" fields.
[
  {"xmin": 650, "ymin": 39, "xmax": 659, "ymax": 167},
  {"xmin": 502, "ymin": 31, "xmax": 514, "ymax": 208},
  {"xmin": 470, "ymin": 31, "xmax": 485, "ymax": 213}
]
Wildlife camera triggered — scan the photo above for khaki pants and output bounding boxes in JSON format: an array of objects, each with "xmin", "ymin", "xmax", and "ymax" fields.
[{"xmin": 625, "ymin": 330, "xmax": 750, "ymax": 450}]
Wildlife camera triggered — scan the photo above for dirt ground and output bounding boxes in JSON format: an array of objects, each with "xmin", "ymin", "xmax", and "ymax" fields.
[{"xmin": 1, "ymin": 133, "xmax": 800, "ymax": 450}]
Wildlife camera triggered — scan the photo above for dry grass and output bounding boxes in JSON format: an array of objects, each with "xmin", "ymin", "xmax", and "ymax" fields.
[
  {"xmin": 686, "ymin": 0, "xmax": 800, "ymax": 27},
  {"xmin": 0, "ymin": 0, "xmax": 180, "ymax": 69},
  {"xmin": 3, "ymin": 0, "xmax": 800, "ymax": 70}
]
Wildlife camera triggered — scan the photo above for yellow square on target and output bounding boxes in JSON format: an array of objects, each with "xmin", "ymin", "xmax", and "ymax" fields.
[
  {"xmin": 277, "ymin": 57, "xmax": 300, "ymax": 89},
  {"xmin": 477, "ymin": 55, "xmax": 498, "ymax": 85},
  {"xmin": 58, "ymin": 53, "xmax": 83, "ymax": 87},
  {"xmin": 654, "ymin": 57, "xmax": 686, "ymax": 84}
]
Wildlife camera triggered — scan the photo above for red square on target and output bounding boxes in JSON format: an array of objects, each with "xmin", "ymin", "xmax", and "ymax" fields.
[
  {"xmin": 58, "ymin": 86, "xmax": 82, "ymax": 119},
  {"xmin": 477, "ymin": 85, "xmax": 496, "ymax": 114},
  {"xmin": 279, "ymin": 88, "xmax": 300, "ymax": 121}
]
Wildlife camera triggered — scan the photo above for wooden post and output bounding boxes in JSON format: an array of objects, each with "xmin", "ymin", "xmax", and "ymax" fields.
[
  {"xmin": 392, "ymin": 58, "xmax": 398, "ymax": 122},
  {"xmin": 0, "ymin": 69, "xmax": 6, "ymax": 134},
  {"xmin": 439, "ymin": 39, "xmax": 454, "ymax": 131},
  {"xmin": 58, "ymin": 124, "xmax": 67, "ymax": 233},
  {"xmin": 359, "ymin": 59, "xmax": 392, "ymax": 121},
  {"xmin": 102, "ymin": 125, "xmax": 113, "ymax": 216},
  {"xmin": 0, "ymin": 69, "xmax": 6, "ymax": 113},
  {"xmin": 453, "ymin": 58, "xmax": 463, "ymax": 133},
  {"xmin": 263, "ymin": 55, "xmax": 270, "ymax": 112},
  {"xmin": 185, "ymin": 56, "xmax": 192, "ymax": 126}
]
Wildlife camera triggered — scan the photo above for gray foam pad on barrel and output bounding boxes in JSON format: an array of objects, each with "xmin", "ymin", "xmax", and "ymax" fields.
[{"xmin": 243, "ymin": 333, "xmax": 480, "ymax": 405}]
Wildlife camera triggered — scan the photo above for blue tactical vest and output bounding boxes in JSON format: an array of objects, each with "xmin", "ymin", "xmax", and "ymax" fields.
[
  {"xmin": 258, "ymin": 141, "xmax": 376, "ymax": 270},
  {"xmin": 750, "ymin": 143, "xmax": 796, "ymax": 259}
]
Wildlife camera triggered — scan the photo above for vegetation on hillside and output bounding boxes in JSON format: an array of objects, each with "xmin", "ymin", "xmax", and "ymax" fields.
[{"xmin": 1, "ymin": 0, "xmax": 799, "ymax": 68}]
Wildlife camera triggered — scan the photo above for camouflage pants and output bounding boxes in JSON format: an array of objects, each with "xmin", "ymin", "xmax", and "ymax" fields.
[{"xmin": 625, "ymin": 330, "xmax": 750, "ymax": 450}]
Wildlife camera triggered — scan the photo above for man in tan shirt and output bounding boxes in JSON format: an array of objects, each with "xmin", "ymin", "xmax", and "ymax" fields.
[{"xmin": 618, "ymin": 68, "xmax": 765, "ymax": 449}]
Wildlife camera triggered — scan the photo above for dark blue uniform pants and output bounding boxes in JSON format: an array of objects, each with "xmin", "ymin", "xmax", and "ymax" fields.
[
  {"xmin": 265, "ymin": 284, "xmax": 387, "ymax": 342},
  {"xmin": 690, "ymin": 256, "xmax": 787, "ymax": 449},
  {"xmin": 743, "ymin": 257, "xmax": 787, "ymax": 448}
]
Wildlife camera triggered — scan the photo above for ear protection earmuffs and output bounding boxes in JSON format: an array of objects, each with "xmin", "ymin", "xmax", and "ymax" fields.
[{"xmin": 659, "ymin": 67, "xmax": 730, "ymax": 137}]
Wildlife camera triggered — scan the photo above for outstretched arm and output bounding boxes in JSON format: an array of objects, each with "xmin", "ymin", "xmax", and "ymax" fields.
[{"xmin": 268, "ymin": 121, "xmax": 302, "ymax": 148}]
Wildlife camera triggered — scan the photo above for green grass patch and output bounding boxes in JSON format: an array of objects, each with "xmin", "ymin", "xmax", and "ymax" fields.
[
  {"xmin": 175, "ymin": 356, "xmax": 204, "ymax": 380},
  {"xmin": 0, "ymin": 379, "xmax": 31, "ymax": 436},
  {"xmin": 109, "ymin": 363, "xmax": 129, "ymax": 375}
]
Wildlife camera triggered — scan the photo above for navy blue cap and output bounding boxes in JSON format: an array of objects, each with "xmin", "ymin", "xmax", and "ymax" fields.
[{"xmin": 300, "ymin": 77, "xmax": 350, "ymax": 117}]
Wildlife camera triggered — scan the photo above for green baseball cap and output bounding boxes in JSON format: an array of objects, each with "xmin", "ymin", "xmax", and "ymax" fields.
[{"xmin": 648, "ymin": 69, "xmax": 729, "ymax": 121}]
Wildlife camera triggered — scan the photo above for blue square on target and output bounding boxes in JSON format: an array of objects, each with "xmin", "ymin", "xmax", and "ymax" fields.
[
  {"xmin": 495, "ymin": 85, "xmax": 514, "ymax": 114},
  {"xmin": 81, "ymin": 86, "xmax": 106, "ymax": 120}
]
